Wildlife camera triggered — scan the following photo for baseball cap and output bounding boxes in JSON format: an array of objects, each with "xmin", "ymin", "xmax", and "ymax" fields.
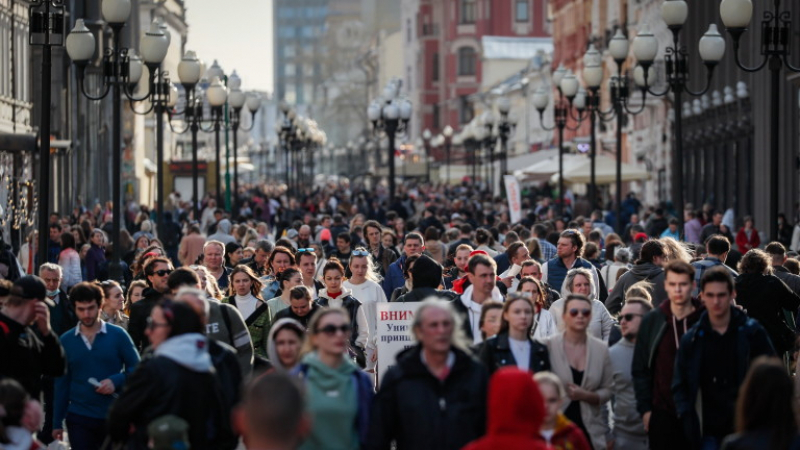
[
  {"xmin": 634, "ymin": 232, "xmax": 649, "ymax": 242},
  {"xmin": 11, "ymin": 275, "xmax": 47, "ymax": 301},
  {"xmin": 286, "ymin": 229, "xmax": 299, "ymax": 239},
  {"xmin": 320, "ymin": 229, "xmax": 332, "ymax": 242},
  {"xmin": 147, "ymin": 415, "xmax": 190, "ymax": 450}
]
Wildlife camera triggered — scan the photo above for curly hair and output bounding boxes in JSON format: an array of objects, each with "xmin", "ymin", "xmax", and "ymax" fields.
[{"xmin": 738, "ymin": 248, "xmax": 773, "ymax": 275}]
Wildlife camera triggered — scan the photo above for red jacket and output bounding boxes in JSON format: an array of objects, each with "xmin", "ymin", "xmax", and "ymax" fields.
[
  {"xmin": 462, "ymin": 367, "xmax": 549, "ymax": 450},
  {"xmin": 736, "ymin": 227, "xmax": 760, "ymax": 253},
  {"xmin": 541, "ymin": 414, "xmax": 592, "ymax": 450}
]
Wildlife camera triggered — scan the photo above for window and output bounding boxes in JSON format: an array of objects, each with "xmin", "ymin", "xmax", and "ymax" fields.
[
  {"xmin": 432, "ymin": 52, "xmax": 439, "ymax": 81},
  {"xmin": 278, "ymin": 26, "xmax": 294, "ymax": 38},
  {"xmin": 284, "ymin": 64, "xmax": 296, "ymax": 77},
  {"xmin": 459, "ymin": 96, "xmax": 474, "ymax": 123},
  {"xmin": 516, "ymin": 0, "xmax": 529, "ymax": 22},
  {"xmin": 283, "ymin": 45, "xmax": 296, "ymax": 58},
  {"xmin": 460, "ymin": 0, "xmax": 476, "ymax": 24},
  {"xmin": 278, "ymin": 8, "xmax": 295, "ymax": 19},
  {"xmin": 407, "ymin": 19, "xmax": 412, "ymax": 43},
  {"xmin": 301, "ymin": 26, "xmax": 314, "ymax": 38},
  {"xmin": 458, "ymin": 47, "xmax": 476, "ymax": 76},
  {"xmin": 432, "ymin": 104, "xmax": 440, "ymax": 129}
]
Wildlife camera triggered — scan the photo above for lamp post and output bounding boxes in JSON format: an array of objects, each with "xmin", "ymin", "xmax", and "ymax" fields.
[
  {"xmin": 368, "ymin": 79, "xmax": 412, "ymax": 204},
  {"xmin": 443, "ymin": 125, "xmax": 453, "ymax": 184},
  {"xmin": 66, "ymin": 3, "xmax": 169, "ymax": 280},
  {"xmin": 226, "ymin": 72, "xmax": 261, "ymax": 216},
  {"xmin": 720, "ymin": 0, "xmax": 799, "ymax": 241},
  {"xmin": 422, "ymin": 129, "xmax": 432, "ymax": 182},
  {"xmin": 29, "ymin": 0, "xmax": 65, "ymax": 272},
  {"xmin": 495, "ymin": 96, "xmax": 515, "ymax": 187},
  {"xmin": 633, "ymin": 1, "xmax": 726, "ymax": 232}
]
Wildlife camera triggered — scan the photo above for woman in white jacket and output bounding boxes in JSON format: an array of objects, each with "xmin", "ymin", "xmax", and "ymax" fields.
[
  {"xmin": 517, "ymin": 276, "xmax": 557, "ymax": 342},
  {"xmin": 58, "ymin": 231, "xmax": 83, "ymax": 289},
  {"xmin": 343, "ymin": 248, "xmax": 387, "ymax": 372},
  {"xmin": 550, "ymin": 267, "xmax": 615, "ymax": 342}
]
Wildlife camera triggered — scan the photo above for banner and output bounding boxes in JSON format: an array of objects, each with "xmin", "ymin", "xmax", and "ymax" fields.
[
  {"xmin": 504, "ymin": 175, "xmax": 522, "ymax": 224},
  {"xmin": 376, "ymin": 302, "xmax": 423, "ymax": 383}
]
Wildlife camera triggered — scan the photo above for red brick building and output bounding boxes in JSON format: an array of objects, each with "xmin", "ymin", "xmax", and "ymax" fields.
[{"xmin": 407, "ymin": 0, "xmax": 550, "ymax": 137}]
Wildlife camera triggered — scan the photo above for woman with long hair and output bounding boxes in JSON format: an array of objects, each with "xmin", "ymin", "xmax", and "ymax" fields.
[
  {"xmin": 85, "ymin": 229, "xmax": 107, "ymax": 282},
  {"xmin": 317, "ymin": 258, "xmax": 370, "ymax": 368},
  {"xmin": 58, "ymin": 231, "xmax": 82, "ymax": 289},
  {"xmin": 224, "ymin": 242, "xmax": 244, "ymax": 269},
  {"xmin": 544, "ymin": 294, "xmax": 613, "ymax": 450},
  {"xmin": 265, "ymin": 268, "xmax": 304, "ymax": 322},
  {"xmin": 343, "ymin": 248, "xmax": 387, "ymax": 372},
  {"xmin": 223, "ymin": 265, "xmax": 269, "ymax": 357},
  {"xmin": 129, "ymin": 244, "xmax": 165, "ymax": 280},
  {"xmin": 295, "ymin": 308, "xmax": 373, "ymax": 450},
  {"xmin": 721, "ymin": 357, "xmax": 800, "ymax": 449},
  {"xmin": 190, "ymin": 265, "xmax": 223, "ymax": 300},
  {"xmin": 124, "ymin": 234, "xmax": 151, "ymax": 269},
  {"xmin": 479, "ymin": 293, "xmax": 550, "ymax": 375},
  {"xmin": 261, "ymin": 246, "xmax": 297, "ymax": 300},
  {"xmin": 125, "ymin": 279, "xmax": 147, "ymax": 316},
  {"xmin": 518, "ymin": 276, "xmax": 557, "ymax": 341},
  {"xmin": 99, "ymin": 280, "xmax": 129, "ymax": 330},
  {"xmin": 551, "ymin": 268, "xmax": 615, "ymax": 341}
]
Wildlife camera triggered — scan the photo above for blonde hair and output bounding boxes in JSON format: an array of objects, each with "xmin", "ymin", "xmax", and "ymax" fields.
[
  {"xmin": 660, "ymin": 237, "xmax": 693, "ymax": 263},
  {"xmin": 625, "ymin": 280, "xmax": 653, "ymax": 304},
  {"xmin": 534, "ymin": 371, "xmax": 567, "ymax": 400},
  {"xmin": 561, "ymin": 267, "xmax": 596, "ymax": 300},
  {"xmin": 349, "ymin": 247, "xmax": 383, "ymax": 283}
]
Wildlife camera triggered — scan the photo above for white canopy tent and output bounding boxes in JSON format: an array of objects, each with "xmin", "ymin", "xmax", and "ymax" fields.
[{"xmin": 549, "ymin": 154, "xmax": 651, "ymax": 184}]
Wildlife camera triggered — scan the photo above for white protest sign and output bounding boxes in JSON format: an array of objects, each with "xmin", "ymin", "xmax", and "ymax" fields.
[
  {"xmin": 376, "ymin": 302, "xmax": 422, "ymax": 383},
  {"xmin": 504, "ymin": 175, "xmax": 522, "ymax": 224}
]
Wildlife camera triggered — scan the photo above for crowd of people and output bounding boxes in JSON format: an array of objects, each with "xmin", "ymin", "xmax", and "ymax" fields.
[{"xmin": 2, "ymin": 181, "xmax": 800, "ymax": 450}]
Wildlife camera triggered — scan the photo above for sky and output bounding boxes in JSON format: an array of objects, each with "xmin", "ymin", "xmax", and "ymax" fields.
[{"xmin": 184, "ymin": 0, "xmax": 274, "ymax": 93}]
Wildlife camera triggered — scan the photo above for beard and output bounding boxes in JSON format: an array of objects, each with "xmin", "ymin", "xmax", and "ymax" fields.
[{"xmin": 81, "ymin": 317, "xmax": 98, "ymax": 328}]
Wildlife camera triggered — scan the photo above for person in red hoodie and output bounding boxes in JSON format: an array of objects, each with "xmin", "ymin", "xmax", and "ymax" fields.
[
  {"xmin": 462, "ymin": 367, "xmax": 549, "ymax": 450},
  {"xmin": 534, "ymin": 371, "xmax": 592, "ymax": 450}
]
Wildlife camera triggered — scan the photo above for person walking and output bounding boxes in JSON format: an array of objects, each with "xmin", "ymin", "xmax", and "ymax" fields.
[
  {"xmin": 691, "ymin": 235, "xmax": 738, "ymax": 296},
  {"xmin": 720, "ymin": 357, "xmax": 800, "ymax": 449},
  {"xmin": 606, "ymin": 240, "xmax": 668, "ymax": 315},
  {"xmin": 223, "ymin": 265, "xmax": 269, "ymax": 358},
  {"xmin": 534, "ymin": 371, "xmax": 592, "ymax": 450},
  {"xmin": 541, "ymin": 230, "xmax": 601, "ymax": 294},
  {"xmin": 735, "ymin": 216, "xmax": 760, "ymax": 254},
  {"xmin": 478, "ymin": 293, "xmax": 550, "ymax": 375},
  {"xmin": 107, "ymin": 300, "xmax": 233, "ymax": 449},
  {"xmin": 266, "ymin": 318, "xmax": 306, "ymax": 373},
  {"xmin": 673, "ymin": 267, "xmax": 775, "ymax": 450},
  {"xmin": 343, "ymin": 249, "xmax": 387, "ymax": 372},
  {"xmin": 294, "ymin": 308, "xmax": 373, "ymax": 450},
  {"xmin": 461, "ymin": 367, "xmax": 550, "ymax": 450},
  {"xmin": 609, "ymin": 298, "xmax": 652, "ymax": 450},
  {"xmin": 545, "ymin": 294, "xmax": 613, "ymax": 450},
  {"xmin": 317, "ymin": 258, "xmax": 370, "ymax": 368},
  {"xmin": 265, "ymin": 268, "xmax": 304, "ymax": 323},
  {"xmin": 550, "ymin": 268, "xmax": 615, "ymax": 342},
  {"xmin": 57, "ymin": 232, "xmax": 82, "ymax": 290},
  {"xmin": 128, "ymin": 256, "xmax": 173, "ymax": 352},
  {"xmin": 273, "ymin": 286, "xmax": 322, "ymax": 330},
  {"xmin": 203, "ymin": 241, "xmax": 232, "ymax": 292},
  {"xmin": 453, "ymin": 253, "xmax": 504, "ymax": 344},
  {"xmin": 734, "ymin": 249, "xmax": 800, "ymax": 357},
  {"xmin": 367, "ymin": 300, "xmax": 488, "ymax": 450},
  {"xmin": 632, "ymin": 260, "xmax": 704, "ymax": 450},
  {"xmin": 52, "ymin": 282, "xmax": 140, "ymax": 450}
]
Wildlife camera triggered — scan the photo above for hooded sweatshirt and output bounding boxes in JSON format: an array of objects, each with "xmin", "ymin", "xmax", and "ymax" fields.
[
  {"xmin": 266, "ymin": 318, "xmax": 305, "ymax": 372},
  {"xmin": 207, "ymin": 219, "xmax": 236, "ymax": 245},
  {"xmin": 462, "ymin": 368, "xmax": 549, "ymax": 450},
  {"xmin": 605, "ymin": 261, "xmax": 668, "ymax": 315},
  {"xmin": 299, "ymin": 352, "xmax": 360, "ymax": 450},
  {"xmin": 154, "ymin": 333, "xmax": 214, "ymax": 373}
]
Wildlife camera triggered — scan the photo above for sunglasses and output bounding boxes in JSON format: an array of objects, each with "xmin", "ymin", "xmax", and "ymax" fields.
[
  {"xmin": 152, "ymin": 269, "xmax": 173, "ymax": 277},
  {"xmin": 297, "ymin": 248, "xmax": 315, "ymax": 253},
  {"xmin": 352, "ymin": 250, "xmax": 370, "ymax": 256},
  {"xmin": 568, "ymin": 308, "xmax": 592, "ymax": 318},
  {"xmin": 316, "ymin": 324, "xmax": 351, "ymax": 335},
  {"xmin": 620, "ymin": 313, "xmax": 643, "ymax": 322}
]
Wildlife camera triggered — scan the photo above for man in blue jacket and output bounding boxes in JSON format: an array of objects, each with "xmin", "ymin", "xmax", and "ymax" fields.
[
  {"xmin": 382, "ymin": 232, "xmax": 424, "ymax": 299},
  {"xmin": 52, "ymin": 282, "xmax": 140, "ymax": 449},
  {"xmin": 672, "ymin": 267, "xmax": 775, "ymax": 450}
]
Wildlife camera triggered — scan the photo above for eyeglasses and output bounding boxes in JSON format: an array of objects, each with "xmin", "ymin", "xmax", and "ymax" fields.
[
  {"xmin": 620, "ymin": 313, "xmax": 643, "ymax": 322},
  {"xmin": 297, "ymin": 248, "xmax": 315, "ymax": 253},
  {"xmin": 316, "ymin": 324, "xmax": 351, "ymax": 335},
  {"xmin": 152, "ymin": 269, "xmax": 173, "ymax": 277},
  {"xmin": 352, "ymin": 250, "xmax": 370, "ymax": 256},
  {"xmin": 146, "ymin": 317, "xmax": 170, "ymax": 330},
  {"xmin": 568, "ymin": 308, "xmax": 592, "ymax": 318}
]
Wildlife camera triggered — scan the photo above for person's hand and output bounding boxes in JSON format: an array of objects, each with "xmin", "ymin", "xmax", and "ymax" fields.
[
  {"xmin": 96, "ymin": 378, "xmax": 115, "ymax": 395},
  {"xmin": 33, "ymin": 302, "xmax": 51, "ymax": 336},
  {"xmin": 52, "ymin": 429, "xmax": 64, "ymax": 441},
  {"xmin": 643, "ymin": 411, "xmax": 651, "ymax": 432},
  {"xmin": 501, "ymin": 277, "xmax": 513, "ymax": 288},
  {"xmin": 371, "ymin": 349, "xmax": 378, "ymax": 362},
  {"xmin": 566, "ymin": 383, "xmax": 587, "ymax": 401}
]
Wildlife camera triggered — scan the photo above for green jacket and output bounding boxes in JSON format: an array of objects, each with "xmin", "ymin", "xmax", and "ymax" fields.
[{"xmin": 221, "ymin": 296, "xmax": 270, "ymax": 358}]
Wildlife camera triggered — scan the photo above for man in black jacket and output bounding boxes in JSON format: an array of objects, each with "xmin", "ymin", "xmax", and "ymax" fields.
[
  {"xmin": 395, "ymin": 255, "xmax": 457, "ymax": 303},
  {"xmin": 673, "ymin": 267, "xmax": 774, "ymax": 449},
  {"xmin": 765, "ymin": 241, "xmax": 800, "ymax": 295},
  {"xmin": 367, "ymin": 300, "xmax": 488, "ymax": 450},
  {"xmin": 128, "ymin": 257, "xmax": 174, "ymax": 352},
  {"xmin": 0, "ymin": 275, "xmax": 66, "ymax": 399}
]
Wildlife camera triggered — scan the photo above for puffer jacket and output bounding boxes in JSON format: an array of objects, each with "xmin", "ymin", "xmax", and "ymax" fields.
[
  {"xmin": 366, "ymin": 345, "xmax": 488, "ymax": 450},
  {"xmin": 606, "ymin": 262, "xmax": 667, "ymax": 315},
  {"xmin": 462, "ymin": 367, "xmax": 549, "ymax": 450}
]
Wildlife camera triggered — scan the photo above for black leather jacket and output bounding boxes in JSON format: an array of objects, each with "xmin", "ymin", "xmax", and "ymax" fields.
[{"xmin": 478, "ymin": 332, "xmax": 551, "ymax": 375}]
